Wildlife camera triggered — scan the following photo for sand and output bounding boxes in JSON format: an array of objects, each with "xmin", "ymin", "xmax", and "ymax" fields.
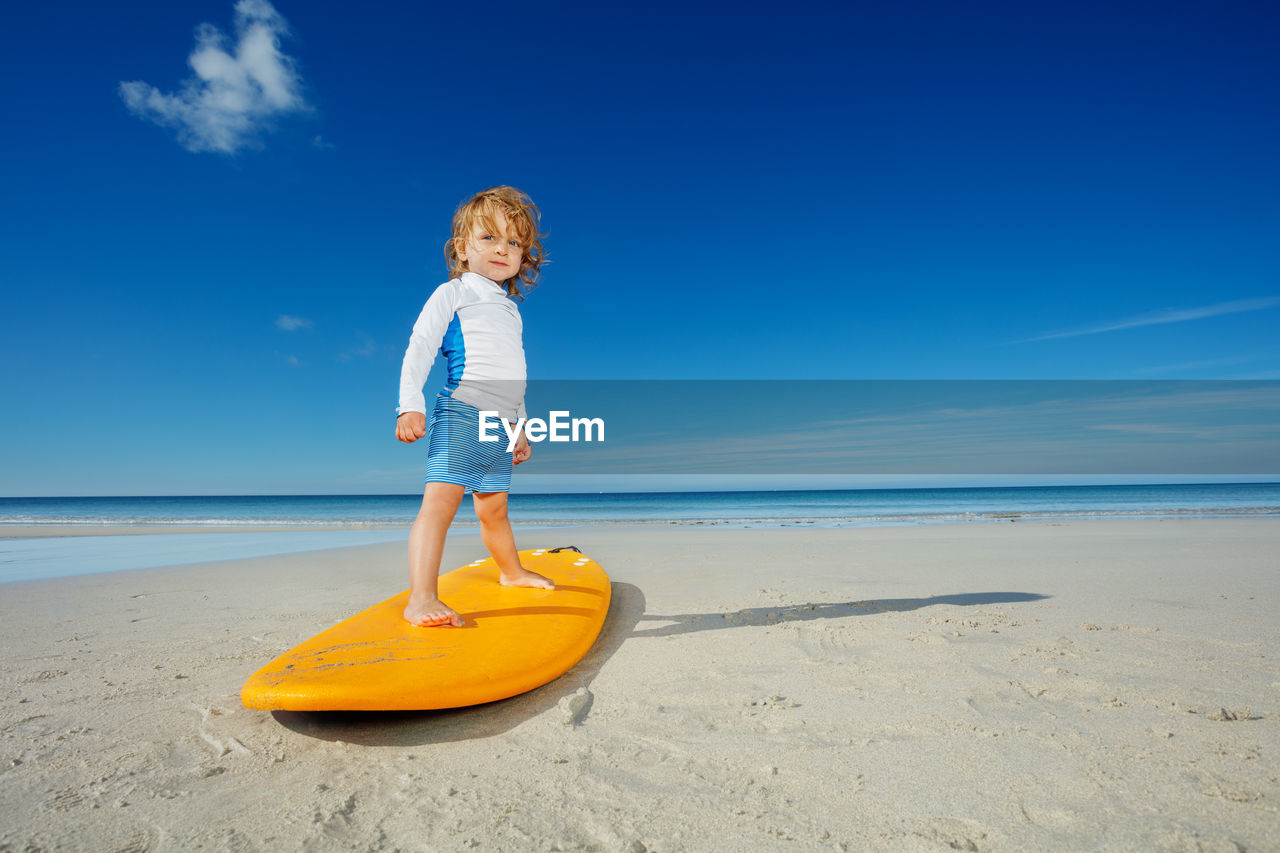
[{"xmin": 1, "ymin": 519, "xmax": 1277, "ymax": 851}]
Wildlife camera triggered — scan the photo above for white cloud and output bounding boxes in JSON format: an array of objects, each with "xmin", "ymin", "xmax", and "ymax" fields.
[
  {"xmin": 275, "ymin": 314, "xmax": 312, "ymax": 331},
  {"xmin": 1015, "ymin": 296, "xmax": 1280, "ymax": 344},
  {"xmin": 119, "ymin": 0, "xmax": 306, "ymax": 154}
]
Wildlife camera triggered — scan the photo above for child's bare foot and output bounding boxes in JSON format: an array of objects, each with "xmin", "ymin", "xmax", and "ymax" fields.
[
  {"xmin": 403, "ymin": 597, "xmax": 463, "ymax": 627},
  {"xmin": 499, "ymin": 566, "xmax": 555, "ymax": 590}
]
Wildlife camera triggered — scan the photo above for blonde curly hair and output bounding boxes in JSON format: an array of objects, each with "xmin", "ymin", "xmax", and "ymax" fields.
[{"xmin": 444, "ymin": 186, "xmax": 546, "ymax": 299}]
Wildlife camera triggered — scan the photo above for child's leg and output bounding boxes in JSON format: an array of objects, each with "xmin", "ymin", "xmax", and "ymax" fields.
[
  {"xmin": 405, "ymin": 482, "xmax": 467, "ymax": 626},
  {"xmin": 472, "ymin": 491, "xmax": 555, "ymax": 589}
]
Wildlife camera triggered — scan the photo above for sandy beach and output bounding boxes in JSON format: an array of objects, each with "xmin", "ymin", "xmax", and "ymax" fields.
[{"xmin": 2, "ymin": 518, "xmax": 1277, "ymax": 851}]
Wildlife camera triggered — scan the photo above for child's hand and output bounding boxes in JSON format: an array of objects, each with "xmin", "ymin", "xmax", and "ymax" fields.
[
  {"xmin": 396, "ymin": 412, "xmax": 426, "ymax": 443},
  {"xmin": 513, "ymin": 431, "xmax": 531, "ymax": 465}
]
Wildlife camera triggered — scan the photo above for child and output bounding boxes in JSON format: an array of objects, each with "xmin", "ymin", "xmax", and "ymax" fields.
[{"xmin": 395, "ymin": 186, "xmax": 554, "ymax": 628}]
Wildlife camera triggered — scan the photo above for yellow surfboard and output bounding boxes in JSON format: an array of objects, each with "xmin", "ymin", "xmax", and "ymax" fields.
[{"xmin": 241, "ymin": 547, "xmax": 610, "ymax": 711}]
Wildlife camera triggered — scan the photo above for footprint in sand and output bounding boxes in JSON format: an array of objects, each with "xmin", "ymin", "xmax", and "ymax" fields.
[{"xmin": 190, "ymin": 705, "xmax": 251, "ymax": 758}]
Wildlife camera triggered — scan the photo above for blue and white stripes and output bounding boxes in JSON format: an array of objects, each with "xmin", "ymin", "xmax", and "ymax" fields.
[{"xmin": 425, "ymin": 395, "xmax": 513, "ymax": 493}]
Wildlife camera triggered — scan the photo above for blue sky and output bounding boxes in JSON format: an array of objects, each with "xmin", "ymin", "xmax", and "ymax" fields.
[{"xmin": 2, "ymin": 0, "xmax": 1278, "ymax": 496}]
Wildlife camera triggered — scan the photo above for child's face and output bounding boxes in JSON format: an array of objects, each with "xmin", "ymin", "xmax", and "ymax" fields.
[{"xmin": 457, "ymin": 213, "xmax": 524, "ymax": 284}]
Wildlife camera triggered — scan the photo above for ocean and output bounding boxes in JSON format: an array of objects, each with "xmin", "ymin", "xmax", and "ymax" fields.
[{"xmin": 2, "ymin": 483, "xmax": 1277, "ymax": 583}]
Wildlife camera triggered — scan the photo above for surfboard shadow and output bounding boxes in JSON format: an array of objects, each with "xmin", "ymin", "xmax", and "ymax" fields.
[
  {"xmin": 270, "ymin": 581, "xmax": 646, "ymax": 746},
  {"xmin": 631, "ymin": 591, "xmax": 1050, "ymax": 639}
]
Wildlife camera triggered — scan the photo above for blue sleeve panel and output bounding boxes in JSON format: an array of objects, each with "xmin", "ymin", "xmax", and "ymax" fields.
[{"xmin": 440, "ymin": 313, "xmax": 466, "ymax": 391}]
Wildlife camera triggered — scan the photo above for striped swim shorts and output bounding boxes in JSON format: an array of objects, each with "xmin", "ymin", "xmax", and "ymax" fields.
[{"xmin": 424, "ymin": 394, "xmax": 513, "ymax": 493}]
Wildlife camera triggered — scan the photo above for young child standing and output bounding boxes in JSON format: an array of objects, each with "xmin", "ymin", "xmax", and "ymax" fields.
[{"xmin": 395, "ymin": 186, "xmax": 554, "ymax": 628}]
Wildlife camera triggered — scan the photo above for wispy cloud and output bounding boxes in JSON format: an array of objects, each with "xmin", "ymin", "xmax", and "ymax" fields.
[
  {"xmin": 1015, "ymin": 296, "xmax": 1280, "ymax": 344},
  {"xmin": 1087, "ymin": 423, "xmax": 1221, "ymax": 439},
  {"xmin": 1133, "ymin": 355, "xmax": 1260, "ymax": 376},
  {"xmin": 339, "ymin": 333, "xmax": 377, "ymax": 362},
  {"xmin": 275, "ymin": 314, "xmax": 312, "ymax": 331},
  {"xmin": 119, "ymin": 0, "xmax": 306, "ymax": 154}
]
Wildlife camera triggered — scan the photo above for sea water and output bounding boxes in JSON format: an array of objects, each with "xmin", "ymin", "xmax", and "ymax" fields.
[
  {"xmin": 2, "ymin": 483, "xmax": 1277, "ymax": 583},
  {"xmin": 3, "ymin": 483, "xmax": 1279, "ymax": 528}
]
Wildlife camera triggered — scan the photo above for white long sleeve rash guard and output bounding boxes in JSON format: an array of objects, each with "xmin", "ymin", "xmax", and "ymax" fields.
[{"xmin": 397, "ymin": 272, "xmax": 527, "ymax": 422}]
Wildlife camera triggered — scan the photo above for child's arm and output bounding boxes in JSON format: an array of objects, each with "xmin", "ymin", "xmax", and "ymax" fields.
[{"xmin": 396, "ymin": 283, "xmax": 460, "ymax": 443}]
